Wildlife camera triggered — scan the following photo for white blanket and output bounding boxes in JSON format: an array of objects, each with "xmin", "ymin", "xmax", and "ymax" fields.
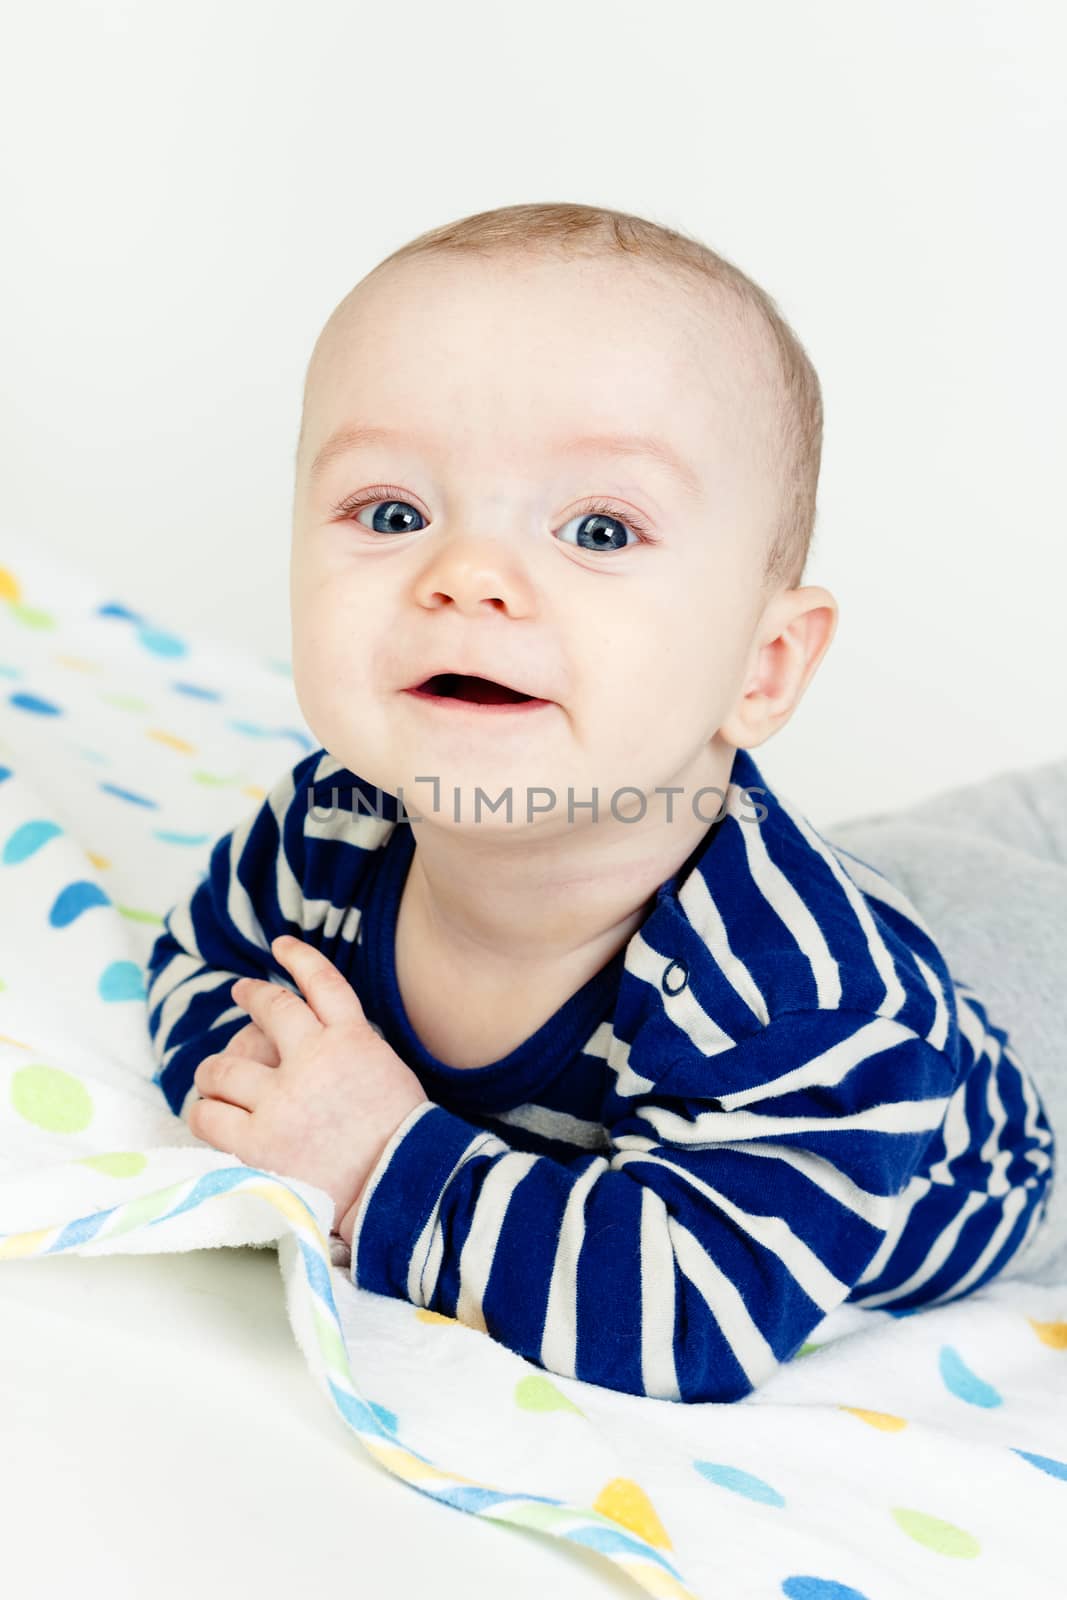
[{"xmin": 1, "ymin": 537, "xmax": 1065, "ymax": 1600}]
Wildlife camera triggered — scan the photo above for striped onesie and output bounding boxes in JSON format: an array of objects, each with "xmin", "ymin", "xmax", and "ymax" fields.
[{"xmin": 145, "ymin": 744, "xmax": 1055, "ymax": 1403}]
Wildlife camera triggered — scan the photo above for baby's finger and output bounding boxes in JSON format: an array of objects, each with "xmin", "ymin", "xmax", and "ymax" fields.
[{"xmin": 227, "ymin": 1018, "xmax": 281, "ymax": 1068}]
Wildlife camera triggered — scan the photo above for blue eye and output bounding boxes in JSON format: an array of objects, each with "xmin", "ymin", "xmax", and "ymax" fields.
[
  {"xmin": 333, "ymin": 488, "xmax": 657, "ymax": 550},
  {"xmin": 352, "ymin": 498, "xmax": 426, "ymax": 536},
  {"xmin": 557, "ymin": 505, "xmax": 643, "ymax": 553}
]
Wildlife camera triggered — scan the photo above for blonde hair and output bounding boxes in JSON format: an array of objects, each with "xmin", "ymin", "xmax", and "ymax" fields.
[{"xmin": 302, "ymin": 201, "xmax": 823, "ymax": 593}]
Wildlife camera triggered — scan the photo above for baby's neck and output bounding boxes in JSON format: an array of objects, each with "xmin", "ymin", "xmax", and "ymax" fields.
[
  {"xmin": 394, "ymin": 868, "xmax": 640, "ymax": 1069},
  {"xmin": 393, "ymin": 743, "xmax": 736, "ymax": 985}
]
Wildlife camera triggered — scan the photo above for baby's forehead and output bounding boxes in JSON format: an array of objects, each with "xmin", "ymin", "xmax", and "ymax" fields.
[{"xmin": 305, "ymin": 257, "xmax": 781, "ymax": 485}]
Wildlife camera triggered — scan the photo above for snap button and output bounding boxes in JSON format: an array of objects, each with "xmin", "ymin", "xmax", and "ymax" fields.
[{"xmin": 662, "ymin": 958, "xmax": 689, "ymax": 996}]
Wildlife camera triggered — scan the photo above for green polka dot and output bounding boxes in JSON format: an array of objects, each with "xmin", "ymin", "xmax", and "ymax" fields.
[
  {"xmin": 11, "ymin": 1063, "xmax": 94, "ymax": 1133},
  {"xmin": 795, "ymin": 1341, "xmax": 822, "ymax": 1357},
  {"xmin": 7, "ymin": 602, "xmax": 56, "ymax": 630},
  {"xmin": 79, "ymin": 1151, "xmax": 148, "ymax": 1178},
  {"xmin": 514, "ymin": 1374, "xmax": 584, "ymax": 1414},
  {"xmin": 891, "ymin": 1507, "xmax": 980, "ymax": 1558},
  {"xmin": 116, "ymin": 904, "xmax": 164, "ymax": 925},
  {"xmin": 100, "ymin": 692, "xmax": 149, "ymax": 712}
]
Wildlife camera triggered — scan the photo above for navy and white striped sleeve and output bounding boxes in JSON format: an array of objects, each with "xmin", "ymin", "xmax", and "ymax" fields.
[
  {"xmin": 347, "ymin": 1009, "xmax": 960, "ymax": 1403},
  {"xmin": 145, "ymin": 750, "xmax": 321, "ymax": 1119}
]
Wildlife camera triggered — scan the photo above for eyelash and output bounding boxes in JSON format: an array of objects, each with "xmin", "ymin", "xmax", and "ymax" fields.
[{"xmin": 329, "ymin": 485, "xmax": 662, "ymax": 547}]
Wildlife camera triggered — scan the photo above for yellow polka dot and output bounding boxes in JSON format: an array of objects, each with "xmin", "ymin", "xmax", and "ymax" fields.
[
  {"xmin": 1029, "ymin": 1318, "xmax": 1067, "ymax": 1350},
  {"xmin": 0, "ymin": 566, "xmax": 21, "ymax": 603},
  {"xmin": 147, "ymin": 729, "xmax": 195, "ymax": 753},
  {"xmin": 840, "ymin": 1406, "xmax": 908, "ymax": 1431},
  {"xmin": 592, "ymin": 1477, "xmax": 672, "ymax": 1549},
  {"xmin": 86, "ymin": 851, "xmax": 111, "ymax": 870},
  {"xmin": 415, "ymin": 1308, "xmax": 460, "ymax": 1326},
  {"xmin": 53, "ymin": 654, "xmax": 100, "ymax": 673},
  {"xmin": 0, "ymin": 1031, "xmax": 32, "ymax": 1051},
  {"xmin": 242, "ymin": 785, "xmax": 267, "ymax": 799},
  {"xmin": 11, "ymin": 1063, "xmax": 94, "ymax": 1133}
]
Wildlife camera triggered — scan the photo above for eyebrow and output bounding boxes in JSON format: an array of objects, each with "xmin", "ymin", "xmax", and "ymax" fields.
[{"xmin": 307, "ymin": 422, "xmax": 704, "ymax": 500}]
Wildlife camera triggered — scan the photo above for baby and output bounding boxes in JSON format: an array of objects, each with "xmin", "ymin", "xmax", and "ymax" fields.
[{"xmin": 145, "ymin": 201, "xmax": 1055, "ymax": 1403}]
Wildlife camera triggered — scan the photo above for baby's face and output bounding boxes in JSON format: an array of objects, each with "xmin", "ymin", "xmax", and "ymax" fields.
[{"xmin": 289, "ymin": 251, "xmax": 782, "ymax": 832}]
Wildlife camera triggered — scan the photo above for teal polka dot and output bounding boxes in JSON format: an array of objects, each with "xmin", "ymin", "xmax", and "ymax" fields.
[
  {"xmin": 137, "ymin": 625, "xmax": 187, "ymax": 657},
  {"xmin": 3, "ymin": 819, "xmax": 62, "ymax": 863},
  {"xmin": 98, "ymin": 960, "xmax": 147, "ymax": 1002},
  {"xmin": 939, "ymin": 1345, "xmax": 1002, "ymax": 1408},
  {"xmin": 694, "ymin": 1461, "xmax": 785, "ymax": 1507}
]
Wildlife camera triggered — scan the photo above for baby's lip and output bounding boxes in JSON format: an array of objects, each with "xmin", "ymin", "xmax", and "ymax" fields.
[{"xmin": 404, "ymin": 668, "xmax": 552, "ymax": 702}]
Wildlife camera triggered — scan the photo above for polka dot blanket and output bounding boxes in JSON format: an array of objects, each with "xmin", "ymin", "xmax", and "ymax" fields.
[{"xmin": 1, "ymin": 536, "xmax": 1065, "ymax": 1600}]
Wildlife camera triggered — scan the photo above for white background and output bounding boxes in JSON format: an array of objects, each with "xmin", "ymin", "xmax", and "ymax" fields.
[{"xmin": 1, "ymin": 0, "xmax": 1064, "ymax": 826}]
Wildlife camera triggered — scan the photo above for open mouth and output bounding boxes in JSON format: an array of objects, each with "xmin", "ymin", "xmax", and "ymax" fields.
[{"xmin": 412, "ymin": 673, "xmax": 538, "ymax": 705}]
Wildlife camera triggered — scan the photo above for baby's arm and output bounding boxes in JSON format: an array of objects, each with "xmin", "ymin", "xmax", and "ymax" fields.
[
  {"xmin": 145, "ymin": 749, "xmax": 322, "ymax": 1122},
  {"xmin": 345, "ymin": 1010, "xmax": 959, "ymax": 1403}
]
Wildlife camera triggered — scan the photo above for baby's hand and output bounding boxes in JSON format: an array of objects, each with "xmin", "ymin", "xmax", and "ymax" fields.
[
  {"xmin": 190, "ymin": 936, "xmax": 429, "ymax": 1238},
  {"xmin": 226, "ymin": 1018, "xmax": 281, "ymax": 1069}
]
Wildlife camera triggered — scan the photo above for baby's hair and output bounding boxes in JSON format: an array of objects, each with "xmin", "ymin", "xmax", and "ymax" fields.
[{"xmin": 301, "ymin": 201, "xmax": 823, "ymax": 594}]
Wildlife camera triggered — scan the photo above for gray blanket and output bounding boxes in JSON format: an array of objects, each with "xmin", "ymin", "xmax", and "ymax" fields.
[{"xmin": 822, "ymin": 753, "xmax": 1067, "ymax": 1285}]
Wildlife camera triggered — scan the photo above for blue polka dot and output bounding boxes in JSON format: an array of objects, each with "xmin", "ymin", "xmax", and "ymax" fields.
[
  {"xmin": 782, "ymin": 1579, "xmax": 870, "ymax": 1600},
  {"xmin": 939, "ymin": 1345, "xmax": 1002, "ymax": 1408},
  {"xmin": 98, "ymin": 781, "xmax": 159, "ymax": 809},
  {"xmin": 0, "ymin": 764, "xmax": 13, "ymax": 783},
  {"xmin": 50, "ymin": 880, "xmax": 112, "ymax": 926},
  {"xmin": 97, "ymin": 603, "xmax": 142, "ymax": 622},
  {"xmin": 171, "ymin": 682, "xmax": 222, "ymax": 701},
  {"xmin": 98, "ymin": 961, "xmax": 147, "ymax": 1002},
  {"xmin": 137, "ymin": 625, "xmax": 187, "ymax": 657},
  {"xmin": 3, "ymin": 819, "xmax": 62, "ymax": 864},
  {"xmin": 1012, "ymin": 1448, "xmax": 1067, "ymax": 1481},
  {"xmin": 9, "ymin": 691, "xmax": 62, "ymax": 717},
  {"xmin": 153, "ymin": 829, "xmax": 213, "ymax": 846},
  {"xmin": 224, "ymin": 721, "xmax": 315, "ymax": 751},
  {"xmin": 694, "ymin": 1461, "xmax": 785, "ymax": 1507}
]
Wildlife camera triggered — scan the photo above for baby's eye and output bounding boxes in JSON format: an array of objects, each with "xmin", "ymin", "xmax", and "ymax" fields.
[
  {"xmin": 342, "ymin": 492, "xmax": 651, "ymax": 551},
  {"xmin": 557, "ymin": 507, "xmax": 642, "ymax": 553},
  {"xmin": 353, "ymin": 499, "xmax": 426, "ymax": 536}
]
